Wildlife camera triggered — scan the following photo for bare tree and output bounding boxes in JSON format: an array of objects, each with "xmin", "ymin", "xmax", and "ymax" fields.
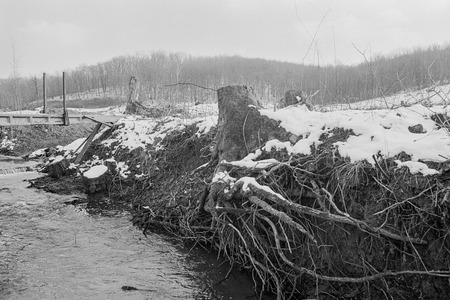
[{"xmin": 9, "ymin": 40, "xmax": 21, "ymax": 109}]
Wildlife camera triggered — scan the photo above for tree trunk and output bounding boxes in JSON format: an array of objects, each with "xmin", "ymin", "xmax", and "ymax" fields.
[
  {"xmin": 213, "ymin": 85, "xmax": 260, "ymax": 164},
  {"xmin": 206, "ymin": 85, "xmax": 291, "ymax": 212},
  {"xmin": 125, "ymin": 76, "xmax": 142, "ymax": 114},
  {"xmin": 46, "ymin": 158, "xmax": 74, "ymax": 179}
]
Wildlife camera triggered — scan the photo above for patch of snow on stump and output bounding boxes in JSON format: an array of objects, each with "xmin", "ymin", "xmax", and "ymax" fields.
[{"xmin": 83, "ymin": 165, "xmax": 108, "ymax": 179}]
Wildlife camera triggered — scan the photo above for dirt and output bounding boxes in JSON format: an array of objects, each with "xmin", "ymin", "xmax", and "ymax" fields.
[{"xmin": 28, "ymin": 175, "xmax": 85, "ymax": 195}]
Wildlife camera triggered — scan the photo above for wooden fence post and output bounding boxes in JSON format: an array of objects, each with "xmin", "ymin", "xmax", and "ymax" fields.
[
  {"xmin": 43, "ymin": 72, "xmax": 46, "ymax": 113},
  {"xmin": 62, "ymin": 72, "xmax": 69, "ymax": 125}
]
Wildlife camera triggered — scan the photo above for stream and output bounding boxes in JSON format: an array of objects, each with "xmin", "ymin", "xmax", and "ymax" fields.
[{"xmin": 0, "ymin": 156, "xmax": 259, "ymax": 300}]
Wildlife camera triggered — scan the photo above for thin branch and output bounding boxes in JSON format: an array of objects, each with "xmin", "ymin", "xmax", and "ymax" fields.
[
  {"xmin": 352, "ymin": 43, "xmax": 389, "ymax": 108},
  {"xmin": 302, "ymin": 10, "xmax": 331, "ymax": 65},
  {"xmin": 164, "ymin": 82, "xmax": 217, "ymax": 92},
  {"xmin": 243, "ymin": 110, "xmax": 250, "ymax": 155}
]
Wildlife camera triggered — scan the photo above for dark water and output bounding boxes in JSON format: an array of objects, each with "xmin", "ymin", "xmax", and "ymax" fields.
[{"xmin": 0, "ymin": 165, "xmax": 258, "ymax": 299}]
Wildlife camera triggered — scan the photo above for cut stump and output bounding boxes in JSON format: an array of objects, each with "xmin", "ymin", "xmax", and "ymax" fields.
[
  {"xmin": 46, "ymin": 158, "xmax": 74, "ymax": 179},
  {"xmin": 81, "ymin": 164, "xmax": 112, "ymax": 194}
]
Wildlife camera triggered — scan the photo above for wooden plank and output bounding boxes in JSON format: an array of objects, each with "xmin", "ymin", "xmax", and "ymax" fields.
[
  {"xmin": 74, "ymin": 123, "xmax": 102, "ymax": 164},
  {"xmin": 82, "ymin": 115, "xmax": 114, "ymax": 127}
]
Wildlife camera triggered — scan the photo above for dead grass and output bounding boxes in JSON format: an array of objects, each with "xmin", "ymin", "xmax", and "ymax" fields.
[{"xmin": 0, "ymin": 124, "xmax": 95, "ymax": 156}]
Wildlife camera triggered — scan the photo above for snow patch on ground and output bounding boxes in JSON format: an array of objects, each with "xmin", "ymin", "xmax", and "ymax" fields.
[
  {"xmin": 67, "ymin": 104, "xmax": 126, "ymax": 115},
  {"xmin": 1, "ymin": 136, "xmax": 16, "ymax": 152},
  {"xmin": 212, "ymin": 171, "xmax": 236, "ymax": 185},
  {"xmin": 59, "ymin": 138, "xmax": 86, "ymax": 153},
  {"xmin": 394, "ymin": 160, "xmax": 440, "ymax": 176},
  {"xmin": 322, "ymin": 83, "xmax": 450, "ymax": 111},
  {"xmin": 259, "ymin": 102, "xmax": 450, "ymax": 175},
  {"xmin": 116, "ymin": 161, "xmax": 130, "ymax": 178},
  {"xmin": 261, "ymin": 104, "xmax": 449, "ymax": 161},
  {"xmin": 102, "ymin": 115, "xmax": 218, "ymax": 152},
  {"xmin": 225, "ymin": 158, "xmax": 279, "ymax": 169}
]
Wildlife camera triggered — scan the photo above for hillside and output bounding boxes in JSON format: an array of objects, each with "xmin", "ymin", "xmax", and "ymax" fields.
[{"xmin": 1, "ymin": 44, "xmax": 450, "ymax": 111}]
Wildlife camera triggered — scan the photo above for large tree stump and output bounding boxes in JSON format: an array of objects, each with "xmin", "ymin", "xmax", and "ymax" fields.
[
  {"xmin": 206, "ymin": 85, "xmax": 290, "ymax": 213},
  {"xmin": 125, "ymin": 76, "xmax": 144, "ymax": 115},
  {"xmin": 125, "ymin": 76, "xmax": 164, "ymax": 117},
  {"xmin": 213, "ymin": 85, "xmax": 261, "ymax": 164}
]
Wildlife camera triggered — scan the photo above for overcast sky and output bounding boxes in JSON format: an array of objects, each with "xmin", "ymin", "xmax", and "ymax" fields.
[{"xmin": 1, "ymin": 0, "xmax": 449, "ymax": 79}]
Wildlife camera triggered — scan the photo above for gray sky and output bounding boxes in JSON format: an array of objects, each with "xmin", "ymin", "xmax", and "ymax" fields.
[{"xmin": 1, "ymin": 0, "xmax": 449, "ymax": 79}]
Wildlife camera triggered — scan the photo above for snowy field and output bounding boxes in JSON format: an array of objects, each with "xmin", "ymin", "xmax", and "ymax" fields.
[{"xmin": 322, "ymin": 83, "xmax": 450, "ymax": 111}]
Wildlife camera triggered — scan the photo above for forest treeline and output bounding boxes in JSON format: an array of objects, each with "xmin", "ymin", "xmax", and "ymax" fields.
[{"xmin": 1, "ymin": 44, "xmax": 449, "ymax": 110}]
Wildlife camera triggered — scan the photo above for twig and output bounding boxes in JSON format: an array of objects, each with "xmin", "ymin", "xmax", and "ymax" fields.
[
  {"xmin": 373, "ymin": 185, "xmax": 434, "ymax": 216},
  {"xmin": 305, "ymin": 269, "xmax": 450, "ymax": 283},
  {"xmin": 372, "ymin": 155, "xmax": 389, "ymax": 179},
  {"xmin": 242, "ymin": 110, "xmax": 250, "ymax": 155},
  {"xmin": 164, "ymin": 82, "xmax": 217, "ymax": 92},
  {"xmin": 302, "ymin": 10, "xmax": 330, "ymax": 64},
  {"xmin": 352, "ymin": 43, "xmax": 389, "ymax": 108}
]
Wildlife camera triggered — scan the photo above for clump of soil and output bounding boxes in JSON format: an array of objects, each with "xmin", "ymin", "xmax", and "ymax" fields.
[{"xmin": 29, "ymin": 175, "xmax": 85, "ymax": 194}]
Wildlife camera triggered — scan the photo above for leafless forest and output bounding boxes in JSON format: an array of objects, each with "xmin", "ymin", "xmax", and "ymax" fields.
[{"xmin": 1, "ymin": 44, "xmax": 449, "ymax": 110}]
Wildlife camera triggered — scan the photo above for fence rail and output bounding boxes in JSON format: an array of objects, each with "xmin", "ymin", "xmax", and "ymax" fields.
[{"xmin": 0, "ymin": 113, "xmax": 123, "ymax": 126}]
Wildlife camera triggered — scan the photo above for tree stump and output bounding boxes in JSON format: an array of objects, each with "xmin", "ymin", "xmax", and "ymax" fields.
[
  {"xmin": 46, "ymin": 157, "xmax": 75, "ymax": 178},
  {"xmin": 125, "ymin": 76, "xmax": 143, "ymax": 114},
  {"xmin": 278, "ymin": 89, "xmax": 312, "ymax": 110},
  {"xmin": 81, "ymin": 164, "xmax": 112, "ymax": 193},
  {"xmin": 206, "ymin": 85, "xmax": 289, "ymax": 212},
  {"xmin": 213, "ymin": 85, "xmax": 261, "ymax": 164}
]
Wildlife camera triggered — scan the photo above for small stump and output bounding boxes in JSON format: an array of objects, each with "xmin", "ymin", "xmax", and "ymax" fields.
[
  {"xmin": 81, "ymin": 165, "xmax": 112, "ymax": 193},
  {"xmin": 46, "ymin": 157, "xmax": 75, "ymax": 179}
]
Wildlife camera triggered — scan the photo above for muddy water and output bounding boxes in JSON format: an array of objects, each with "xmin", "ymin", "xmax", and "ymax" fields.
[{"xmin": 0, "ymin": 161, "xmax": 258, "ymax": 299}]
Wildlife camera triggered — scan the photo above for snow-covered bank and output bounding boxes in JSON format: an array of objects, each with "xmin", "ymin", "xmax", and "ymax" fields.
[{"xmin": 259, "ymin": 103, "xmax": 450, "ymax": 175}]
